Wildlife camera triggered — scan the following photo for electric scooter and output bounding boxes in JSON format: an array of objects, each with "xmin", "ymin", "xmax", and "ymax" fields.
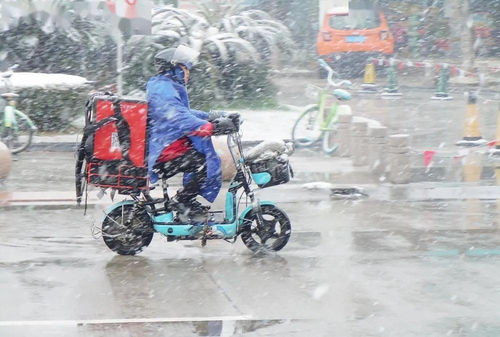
[{"xmin": 99, "ymin": 131, "xmax": 293, "ymax": 255}]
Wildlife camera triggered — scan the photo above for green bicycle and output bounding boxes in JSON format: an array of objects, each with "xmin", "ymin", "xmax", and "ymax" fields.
[
  {"xmin": 1, "ymin": 66, "xmax": 37, "ymax": 154},
  {"xmin": 291, "ymin": 59, "xmax": 352, "ymax": 154}
]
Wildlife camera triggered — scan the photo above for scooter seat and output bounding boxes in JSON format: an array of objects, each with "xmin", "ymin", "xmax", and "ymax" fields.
[{"xmin": 245, "ymin": 140, "xmax": 292, "ymax": 163}]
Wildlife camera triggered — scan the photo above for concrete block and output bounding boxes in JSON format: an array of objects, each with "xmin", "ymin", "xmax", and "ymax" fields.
[
  {"xmin": 337, "ymin": 112, "xmax": 352, "ymax": 157},
  {"xmin": 351, "ymin": 121, "xmax": 368, "ymax": 166},
  {"xmin": 368, "ymin": 126, "xmax": 388, "ymax": 176},
  {"xmin": 388, "ymin": 134, "xmax": 410, "ymax": 184},
  {"xmin": 0, "ymin": 142, "xmax": 12, "ymax": 180}
]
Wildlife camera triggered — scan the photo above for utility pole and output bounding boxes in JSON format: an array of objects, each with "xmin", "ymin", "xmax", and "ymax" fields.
[
  {"xmin": 460, "ymin": 0, "xmax": 474, "ymax": 71},
  {"xmin": 446, "ymin": 0, "xmax": 474, "ymax": 70}
]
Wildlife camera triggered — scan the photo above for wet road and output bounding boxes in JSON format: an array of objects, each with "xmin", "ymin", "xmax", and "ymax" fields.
[
  {"xmin": 1, "ymin": 198, "xmax": 500, "ymax": 336},
  {"xmin": 2, "ymin": 77, "xmax": 500, "ymax": 336}
]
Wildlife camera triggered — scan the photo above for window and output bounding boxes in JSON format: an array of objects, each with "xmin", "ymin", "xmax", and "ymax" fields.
[
  {"xmin": 329, "ymin": 9, "xmax": 381, "ymax": 30},
  {"xmin": 328, "ymin": 0, "xmax": 380, "ymax": 30}
]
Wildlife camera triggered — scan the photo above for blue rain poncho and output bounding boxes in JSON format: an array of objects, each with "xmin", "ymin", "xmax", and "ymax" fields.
[{"xmin": 146, "ymin": 71, "xmax": 221, "ymax": 202}]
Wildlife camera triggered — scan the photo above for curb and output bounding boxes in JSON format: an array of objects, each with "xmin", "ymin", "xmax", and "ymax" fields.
[
  {"xmin": 2, "ymin": 183, "xmax": 499, "ymax": 210},
  {"xmin": 26, "ymin": 139, "xmax": 275, "ymax": 152}
]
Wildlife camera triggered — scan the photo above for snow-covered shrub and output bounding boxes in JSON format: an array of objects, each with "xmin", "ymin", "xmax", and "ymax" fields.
[
  {"xmin": 18, "ymin": 87, "xmax": 89, "ymax": 131},
  {"xmin": 0, "ymin": 6, "xmax": 116, "ymax": 131},
  {"xmin": 123, "ymin": 4, "xmax": 295, "ymax": 109},
  {"xmin": 0, "ymin": 13, "xmax": 114, "ymax": 84}
]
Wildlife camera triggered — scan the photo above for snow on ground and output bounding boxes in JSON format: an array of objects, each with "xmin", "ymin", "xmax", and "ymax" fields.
[
  {"xmin": 0, "ymin": 72, "xmax": 89, "ymax": 91},
  {"xmin": 37, "ymin": 108, "xmax": 301, "ymax": 144},
  {"xmin": 231, "ymin": 109, "xmax": 300, "ymax": 142}
]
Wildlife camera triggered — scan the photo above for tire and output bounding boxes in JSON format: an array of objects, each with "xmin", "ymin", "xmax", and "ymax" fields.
[
  {"xmin": 291, "ymin": 105, "xmax": 323, "ymax": 148},
  {"xmin": 322, "ymin": 122, "xmax": 339, "ymax": 155},
  {"xmin": 240, "ymin": 205, "xmax": 291, "ymax": 253},
  {"xmin": 9, "ymin": 116, "xmax": 34, "ymax": 154},
  {"xmin": 102, "ymin": 203, "xmax": 154, "ymax": 256}
]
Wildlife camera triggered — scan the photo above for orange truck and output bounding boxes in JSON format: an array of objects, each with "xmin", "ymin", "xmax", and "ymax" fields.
[{"xmin": 317, "ymin": 0, "xmax": 394, "ymax": 77}]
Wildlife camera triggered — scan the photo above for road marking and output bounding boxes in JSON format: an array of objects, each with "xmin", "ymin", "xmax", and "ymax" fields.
[{"xmin": 0, "ymin": 315, "xmax": 253, "ymax": 327}]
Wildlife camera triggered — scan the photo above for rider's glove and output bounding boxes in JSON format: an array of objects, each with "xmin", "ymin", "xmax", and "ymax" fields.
[
  {"xmin": 212, "ymin": 116, "xmax": 239, "ymax": 136},
  {"xmin": 227, "ymin": 113, "xmax": 240, "ymax": 128},
  {"xmin": 207, "ymin": 110, "xmax": 227, "ymax": 122}
]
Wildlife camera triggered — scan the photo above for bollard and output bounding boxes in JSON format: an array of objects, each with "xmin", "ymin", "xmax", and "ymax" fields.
[
  {"xmin": 368, "ymin": 126, "xmax": 388, "ymax": 177},
  {"xmin": 431, "ymin": 65, "xmax": 453, "ymax": 100},
  {"xmin": 351, "ymin": 121, "xmax": 368, "ymax": 166},
  {"xmin": 359, "ymin": 63, "xmax": 377, "ymax": 93},
  {"xmin": 381, "ymin": 59, "xmax": 402, "ymax": 99},
  {"xmin": 212, "ymin": 136, "xmax": 236, "ymax": 181},
  {"xmin": 388, "ymin": 134, "xmax": 411, "ymax": 184},
  {"xmin": 456, "ymin": 92, "xmax": 487, "ymax": 147},
  {"xmin": 490, "ymin": 104, "xmax": 500, "ymax": 156},
  {"xmin": 0, "ymin": 141, "xmax": 12, "ymax": 180},
  {"xmin": 336, "ymin": 112, "xmax": 352, "ymax": 157},
  {"xmin": 462, "ymin": 151, "xmax": 482, "ymax": 182},
  {"xmin": 495, "ymin": 165, "xmax": 500, "ymax": 228}
]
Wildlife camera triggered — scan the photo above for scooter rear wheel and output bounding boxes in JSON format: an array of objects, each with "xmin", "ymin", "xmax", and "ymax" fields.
[
  {"xmin": 102, "ymin": 204, "xmax": 154, "ymax": 255},
  {"xmin": 240, "ymin": 205, "xmax": 291, "ymax": 253}
]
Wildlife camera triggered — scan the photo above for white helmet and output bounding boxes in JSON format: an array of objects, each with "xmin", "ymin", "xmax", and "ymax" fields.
[{"xmin": 154, "ymin": 45, "xmax": 200, "ymax": 73}]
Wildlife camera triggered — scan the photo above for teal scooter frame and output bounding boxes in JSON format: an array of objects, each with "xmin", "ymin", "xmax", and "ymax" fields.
[{"xmin": 100, "ymin": 132, "xmax": 292, "ymax": 255}]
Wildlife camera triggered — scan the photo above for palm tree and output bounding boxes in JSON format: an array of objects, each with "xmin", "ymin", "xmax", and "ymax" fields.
[{"xmin": 124, "ymin": 4, "xmax": 295, "ymax": 108}]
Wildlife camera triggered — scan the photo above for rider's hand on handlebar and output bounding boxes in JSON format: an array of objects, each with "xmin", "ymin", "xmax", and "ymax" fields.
[
  {"xmin": 227, "ymin": 113, "xmax": 240, "ymax": 127},
  {"xmin": 212, "ymin": 115, "xmax": 240, "ymax": 136}
]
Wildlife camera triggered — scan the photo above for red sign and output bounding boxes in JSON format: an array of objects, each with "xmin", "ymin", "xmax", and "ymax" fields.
[{"xmin": 107, "ymin": 0, "xmax": 138, "ymax": 18}]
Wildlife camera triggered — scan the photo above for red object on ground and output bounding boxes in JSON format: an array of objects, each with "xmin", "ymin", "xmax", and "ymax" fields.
[{"xmin": 423, "ymin": 151, "xmax": 436, "ymax": 167}]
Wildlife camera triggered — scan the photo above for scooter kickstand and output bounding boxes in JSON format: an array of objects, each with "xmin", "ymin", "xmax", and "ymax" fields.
[{"xmin": 201, "ymin": 218, "xmax": 209, "ymax": 247}]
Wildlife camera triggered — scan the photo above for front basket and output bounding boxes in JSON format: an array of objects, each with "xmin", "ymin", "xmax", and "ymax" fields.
[{"xmin": 249, "ymin": 157, "xmax": 291, "ymax": 188}]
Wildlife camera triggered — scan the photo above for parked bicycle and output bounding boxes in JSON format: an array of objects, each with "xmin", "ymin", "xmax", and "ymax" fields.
[
  {"xmin": 291, "ymin": 59, "xmax": 352, "ymax": 154},
  {"xmin": 0, "ymin": 67, "xmax": 37, "ymax": 154}
]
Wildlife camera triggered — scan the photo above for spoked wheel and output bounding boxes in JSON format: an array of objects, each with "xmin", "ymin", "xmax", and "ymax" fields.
[
  {"xmin": 322, "ymin": 122, "xmax": 339, "ymax": 155},
  {"xmin": 102, "ymin": 204, "xmax": 154, "ymax": 256},
  {"xmin": 291, "ymin": 105, "xmax": 323, "ymax": 148},
  {"xmin": 240, "ymin": 205, "xmax": 291, "ymax": 253},
  {"xmin": 8, "ymin": 117, "xmax": 35, "ymax": 154}
]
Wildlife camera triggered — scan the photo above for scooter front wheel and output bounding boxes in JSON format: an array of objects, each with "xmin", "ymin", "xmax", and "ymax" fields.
[
  {"xmin": 102, "ymin": 204, "xmax": 154, "ymax": 255},
  {"xmin": 240, "ymin": 205, "xmax": 291, "ymax": 253}
]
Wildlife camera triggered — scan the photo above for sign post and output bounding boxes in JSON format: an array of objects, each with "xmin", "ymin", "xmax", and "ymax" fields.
[{"xmin": 103, "ymin": 0, "xmax": 152, "ymax": 95}]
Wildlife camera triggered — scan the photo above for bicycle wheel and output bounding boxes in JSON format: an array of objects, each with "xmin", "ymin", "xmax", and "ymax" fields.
[
  {"xmin": 9, "ymin": 115, "xmax": 34, "ymax": 154},
  {"xmin": 291, "ymin": 105, "xmax": 323, "ymax": 147},
  {"xmin": 322, "ymin": 121, "xmax": 339, "ymax": 155}
]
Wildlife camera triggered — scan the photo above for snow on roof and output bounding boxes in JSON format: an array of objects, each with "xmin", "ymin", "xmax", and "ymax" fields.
[{"xmin": 0, "ymin": 72, "xmax": 90, "ymax": 91}]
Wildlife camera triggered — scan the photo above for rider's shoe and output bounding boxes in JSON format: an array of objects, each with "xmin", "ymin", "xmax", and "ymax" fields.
[{"xmin": 169, "ymin": 197, "xmax": 210, "ymax": 222}]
